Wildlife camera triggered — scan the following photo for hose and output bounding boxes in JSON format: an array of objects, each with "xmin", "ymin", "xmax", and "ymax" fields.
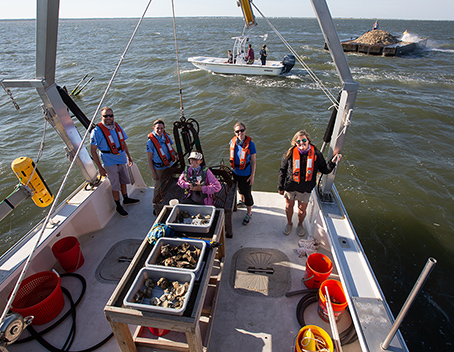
[
  {"xmin": 295, "ymin": 291, "xmax": 358, "ymax": 346},
  {"xmin": 16, "ymin": 273, "xmax": 113, "ymax": 352}
]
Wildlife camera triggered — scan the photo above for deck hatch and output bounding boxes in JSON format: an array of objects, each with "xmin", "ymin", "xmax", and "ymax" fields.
[{"xmin": 231, "ymin": 248, "xmax": 290, "ymax": 297}]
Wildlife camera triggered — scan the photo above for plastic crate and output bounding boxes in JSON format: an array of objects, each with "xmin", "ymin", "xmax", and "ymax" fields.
[
  {"xmin": 165, "ymin": 204, "xmax": 215, "ymax": 233},
  {"xmin": 123, "ymin": 267, "xmax": 194, "ymax": 315}
]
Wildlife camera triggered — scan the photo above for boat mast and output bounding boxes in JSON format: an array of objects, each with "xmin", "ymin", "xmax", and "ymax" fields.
[
  {"xmin": 1, "ymin": 0, "xmax": 98, "ymax": 184},
  {"xmin": 310, "ymin": 0, "xmax": 359, "ymax": 197}
]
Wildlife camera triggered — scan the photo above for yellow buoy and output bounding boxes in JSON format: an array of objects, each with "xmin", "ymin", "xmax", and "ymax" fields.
[
  {"xmin": 302, "ymin": 328, "xmax": 316, "ymax": 351},
  {"xmin": 11, "ymin": 157, "xmax": 53, "ymax": 207}
]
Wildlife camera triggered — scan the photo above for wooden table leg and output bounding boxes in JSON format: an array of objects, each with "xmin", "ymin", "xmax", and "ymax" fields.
[
  {"xmin": 108, "ymin": 321, "xmax": 138, "ymax": 352},
  {"xmin": 186, "ymin": 324, "xmax": 203, "ymax": 352}
]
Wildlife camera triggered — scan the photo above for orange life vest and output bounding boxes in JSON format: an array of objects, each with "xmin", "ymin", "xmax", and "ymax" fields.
[
  {"xmin": 230, "ymin": 136, "xmax": 251, "ymax": 170},
  {"xmin": 148, "ymin": 132, "xmax": 176, "ymax": 167},
  {"xmin": 97, "ymin": 122, "xmax": 126, "ymax": 155},
  {"xmin": 292, "ymin": 145, "xmax": 316, "ymax": 183}
]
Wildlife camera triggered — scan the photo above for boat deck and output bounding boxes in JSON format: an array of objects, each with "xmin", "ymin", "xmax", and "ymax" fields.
[{"xmin": 8, "ymin": 187, "xmax": 360, "ymax": 352}]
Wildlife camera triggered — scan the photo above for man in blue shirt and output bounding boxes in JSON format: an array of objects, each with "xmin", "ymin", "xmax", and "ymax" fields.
[
  {"xmin": 147, "ymin": 119, "xmax": 178, "ymax": 195},
  {"xmin": 90, "ymin": 107, "xmax": 139, "ymax": 217}
]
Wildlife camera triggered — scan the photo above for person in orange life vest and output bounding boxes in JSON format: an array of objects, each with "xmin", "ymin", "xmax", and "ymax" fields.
[
  {"xmin": 146, "ymin": 119, "xmax": 178, "ymax": 194},
  {"xmin": 177, "ymin": 152, "xmax": 221, "ymax": 205},
  {"xmin": 230, "ymin": 122, "xmax": 257, "ymax": 226},
  {"xmin": 278, "ymin": 130, "xmax": 341, "ymax": 236},
  {"xmin": 245, "ymin": 43, "xmax": 254, "ymax": 64},
  {"xmin": 90, "ymin": 107, "xmax": 140, "ymax": 218}
]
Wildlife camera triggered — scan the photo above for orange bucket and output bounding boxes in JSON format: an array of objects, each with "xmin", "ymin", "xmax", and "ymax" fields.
[
  {"xmin": 52, "ymin": 236, "xmax": 84, "ymax": 272},
  {"xmin": 318, "ymin": 279, "xmax": 348, "ymax": 322},
  {"xmin": 295, "ymin": 325, "xmax": 333, "ymax": 352},
  {"xmin": 303, "ymin": 253, "xmax": 332, "ymax": 289}
]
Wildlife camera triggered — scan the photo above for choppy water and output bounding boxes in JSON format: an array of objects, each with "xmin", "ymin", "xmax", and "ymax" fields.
[{"xmin": 1, "ymin": 17, "xmax": 453, "ymax": 350}]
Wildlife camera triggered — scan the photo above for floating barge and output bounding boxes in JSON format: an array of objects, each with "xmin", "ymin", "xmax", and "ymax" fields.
[{"xmin": 325, "ymin": 29, "xmax": 423, "ymax": 57}]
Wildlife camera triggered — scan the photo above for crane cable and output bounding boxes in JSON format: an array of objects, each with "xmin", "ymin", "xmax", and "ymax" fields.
[
  {"xmin": 0, "ymin": 0, "xmax": 154, "ymax": 329},
  {"xmin": 251, "ymin": 2, "xmax": 339, "ymax": 109},
  {"xmin": 171, "ymin": 0, "xmax": 186, "ymax": 121}
]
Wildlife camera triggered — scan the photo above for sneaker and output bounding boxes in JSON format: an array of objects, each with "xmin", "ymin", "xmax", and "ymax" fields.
[
  {"xmin": 283, "ymin": 223, "xmax": 293, "ymax": 235},
  {"xmin": 116, "ymin": 205, "xmax": 128, "ymax": 217},
  {"xmin": 297, "ymin": 225, "xmax": 306, "ymax": 237},
  {"xmin": 123, "ymin": 197, "xmax": 140, "ymax": 205},
  {"xmin": 242, "ymin": 213, "xmax": 252, "ymax": 226},
  {"xmin": 237, "ymin": 200, "xmax": 246, "ymax": 208}
]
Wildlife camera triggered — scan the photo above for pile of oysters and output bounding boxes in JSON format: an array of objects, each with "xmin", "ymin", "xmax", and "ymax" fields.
[
  {"xmin": 156, "ymin": 242, "xmax": 201, "ymax": 270},
  {"xmin": 133, "ymin": 277, "xmax": 190, "ymax": 309},
  {"xmin": 176, "ymin": 211, "xmax": 211, "ymax": 225}
]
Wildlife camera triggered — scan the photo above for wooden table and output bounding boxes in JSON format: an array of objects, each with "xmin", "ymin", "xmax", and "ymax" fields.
[{"xmin": 104, "ymin": 206, "xmax": 225, "ymax": 352}]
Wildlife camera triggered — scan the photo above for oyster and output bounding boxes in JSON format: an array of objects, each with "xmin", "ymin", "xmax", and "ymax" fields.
[
  {"xmin": 144, "ymin": 278, "xmax": 156, "ymax": 288},
  {"xmin": 150, "ymin": 297, "xmax": 160, "ymax": 306},
  {"xmin": 144, "ymin": 287, "xmax": 153, "ymax": 298},
  {"xmin": 157, "ymin": 277, "xmax": 171, "ymax": 289},
  {"xmin": 134, "ymin": 289, "xmax": 145, "ymax": 303}
]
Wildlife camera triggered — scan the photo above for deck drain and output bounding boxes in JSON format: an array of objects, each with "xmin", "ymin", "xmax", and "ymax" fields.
[
  {"xmin": 231, "ymin": 248, "xmax": 290, "ymax": 297},
  {"xmin": 95, "ymin": 239, "xmax": 142, "ymax": 284}
]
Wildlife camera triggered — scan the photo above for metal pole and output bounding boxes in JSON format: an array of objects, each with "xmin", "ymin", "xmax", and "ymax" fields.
[{"xmin": 381, "ymin": 257, "xmax": 437, "ymax": 350}]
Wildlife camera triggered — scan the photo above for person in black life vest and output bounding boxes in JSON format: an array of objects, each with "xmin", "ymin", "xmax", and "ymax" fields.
[
  {"xmin": 146, "ymin": 119, "xmax": 178, "ymax": 195},
  {"xmin": 259, "ymin": 44, "xmax": 267, "ymax": 65},
  {"xmin": 225, "ymin": 49, "xmax": 233, "ymax": 64},
  {"xmin": 230, "ymin": 122, "xmax": 257, "ymax": 225},
  {"xmin": 90, "ymin": 107, "xmax": 140, "ymax": 217},
  {"xmin": 278, "ymin": 130, "xmax": 341, "ymax": 236},
  {"xmin": 177, "ymin": 152, "xmax": 221, "ymax": 205}
]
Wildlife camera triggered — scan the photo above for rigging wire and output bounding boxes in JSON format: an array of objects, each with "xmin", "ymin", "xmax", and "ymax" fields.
[
  {"xmin": 251, "ymin": 2, "xmax": 339, "ymax": 109},
  {"xmin": 171, "ymin": 0, "xmax": 185, "ymax": 120},
  {"xmin": 0, "ymin": 0, "xmax": 154, "ymax": 329}
]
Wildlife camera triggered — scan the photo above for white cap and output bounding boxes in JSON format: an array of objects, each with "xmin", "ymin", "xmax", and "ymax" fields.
[{"xmin": 188, "ymin": 151, "xmax": 203, "ymax": 160}]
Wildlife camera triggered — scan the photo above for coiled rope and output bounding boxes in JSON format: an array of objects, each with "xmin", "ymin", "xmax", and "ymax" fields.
[
  {"xmin": 251, "ymin": 2, "xmax": 339, "ymax": 110},
  {"xmin": 0, "ymin": 0, "xmax": 154, "ymax": 329}
]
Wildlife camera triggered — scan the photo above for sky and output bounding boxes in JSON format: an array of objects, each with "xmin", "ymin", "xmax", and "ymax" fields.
[{"xmin": 1, "ymin": 0, "xmax": 453, "ymax": 21}]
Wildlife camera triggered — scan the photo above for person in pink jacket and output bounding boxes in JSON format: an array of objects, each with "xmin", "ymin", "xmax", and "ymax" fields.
[{"xmin": 177, "ymin": 152, "xmax": 221, "ymax": 206}]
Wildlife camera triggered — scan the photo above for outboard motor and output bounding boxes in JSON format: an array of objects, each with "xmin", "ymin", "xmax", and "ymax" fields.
[{"xmin": 281, "ymin": 54, "xmax": 295, "ymax": 74}]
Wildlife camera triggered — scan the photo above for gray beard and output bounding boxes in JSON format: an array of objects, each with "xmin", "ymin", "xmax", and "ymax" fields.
[{"xmin": 103, "ymin": 122, "xmax": 115, "ymax": 130}]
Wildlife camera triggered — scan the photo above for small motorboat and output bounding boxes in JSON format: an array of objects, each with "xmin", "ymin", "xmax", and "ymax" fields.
[{"xmin": 188, "ymin": 36, "xmax": 295, "ymax": 76}]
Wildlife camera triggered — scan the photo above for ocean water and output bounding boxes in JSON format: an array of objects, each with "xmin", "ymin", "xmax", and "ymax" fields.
[{"xmin": 1, "ymin": 17, "xmax": 453, "ymax": 350}]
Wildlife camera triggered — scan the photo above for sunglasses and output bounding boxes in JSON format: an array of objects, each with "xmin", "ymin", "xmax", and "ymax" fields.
[
  {"xmin": 102, "ymin": 114, "xmax": 114, "ymax": 118},
  {"xmin": 234, "ymin": 129, "xmax": 245, "ymax": 134},
  {"xmin": 296, "ymin": 138, "xmax": 308, "ymax": 144}
]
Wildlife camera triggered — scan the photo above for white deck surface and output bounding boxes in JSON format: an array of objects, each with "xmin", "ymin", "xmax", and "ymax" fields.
[{"xmin": 7, "ymin": 187, "xmax": 360, "ymax": 352}]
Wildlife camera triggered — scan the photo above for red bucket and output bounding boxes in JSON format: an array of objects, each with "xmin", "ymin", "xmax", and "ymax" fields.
[
  {"xmin": 303, "ymin": 253, "xmax": 333, "ymax": 289},
  {"xmin": 148, "ymin": 327, "xmax": 170, "ymax": 337},
  {"xmin": 11, "ymin": 271, "xmax": 64, "ymax": 325},
  {"xmin": 52, "ymin": 236, "xmax": 84, "ymax": 272},
  {"xmin": 318, "ymin": 279, "xmax": 348, "ymax": 323}
]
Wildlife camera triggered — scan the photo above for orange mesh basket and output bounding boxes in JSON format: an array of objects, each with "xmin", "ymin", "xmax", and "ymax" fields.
[{"xmin": 11, "ymin": 271, "xmax": 64, "ymax": 325}]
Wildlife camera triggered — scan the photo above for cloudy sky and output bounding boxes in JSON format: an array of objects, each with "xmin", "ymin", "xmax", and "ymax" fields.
[{"xmin": 1, "ymin": 0, "xmax": 453, "ymax": 20}]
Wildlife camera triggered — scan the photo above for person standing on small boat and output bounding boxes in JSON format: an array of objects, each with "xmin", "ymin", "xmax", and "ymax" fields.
[
  {"xmin": 225, "ymin": 50, "xmax": 233, "ymax": 64},
  {"xmin": 278, "ymin": 130, "xmax": 341, "ymax": 236},
  {"xmin": 177, "ymin": 152, "xmax": 221, "ymax": 205},
  {"xmin": 90, "ymin": 107, "xmax": 140, "ymax": 217},
  {"xmin": 147, "ymin": 119, "xmax": 178, "ymax": 195},
  {"xmin": 230, "ymin": 122, "xmax": 257, "ymax": 225},
  {"xmin": 245, "ymin": 43, "xmax": 254, "ymax": 64},
  {"xmin": 260, "ymin": 44, "xmax": 267, "ymax": 65}
]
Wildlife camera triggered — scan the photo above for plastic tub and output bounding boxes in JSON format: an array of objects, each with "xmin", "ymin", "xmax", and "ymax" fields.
[
  {"xmin": 11, "ymin": 271, "xmax": 64, "ymax": 325},
  {"xmin": 124, "ymin": 267, "xmax": 195, "ymax": 316},
  {"xmin": 165, "ymin": 204, "xmax": 215, "ymax": 233},
  {"xmin": 295, "ymin": 325, "xmax": 333, "ymax": 352},
  {"xmin": 146, "ymin": 237, "xmax": 206, "ymax": 278}
]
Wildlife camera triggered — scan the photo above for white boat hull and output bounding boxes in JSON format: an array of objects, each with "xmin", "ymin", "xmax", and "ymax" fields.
[{"xmin": 188, "ymin": 56, "xmax": 285, "ymax": 76}]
